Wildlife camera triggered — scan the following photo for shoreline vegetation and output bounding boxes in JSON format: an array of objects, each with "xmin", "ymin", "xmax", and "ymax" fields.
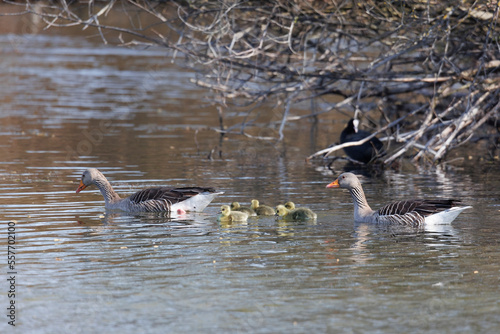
[{"xmin": 2, "ymin": 0, "xmax": 499, "ymax": 167}]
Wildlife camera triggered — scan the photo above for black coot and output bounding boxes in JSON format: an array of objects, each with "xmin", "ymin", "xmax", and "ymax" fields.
[{"xmin": 340, "ymin": 119, "xmax": 383, "ymax": 163}]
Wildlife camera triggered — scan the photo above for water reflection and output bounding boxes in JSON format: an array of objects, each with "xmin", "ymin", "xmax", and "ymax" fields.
[{"xmin": 348, "ymin": 221, "xmax": 465, "ymax": 274}]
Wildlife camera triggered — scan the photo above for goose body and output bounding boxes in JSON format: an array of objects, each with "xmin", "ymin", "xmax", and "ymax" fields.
[
  {"xmin": 218, "ymin": 205, "xmax": 249, "ymax": 222},
  {"xmin": 75, "ymin": 168, "xmax": 222, "ymax": 214},
  {"xmin": 340, "ymin": 119, "xmax": 384, "ymax": 163},
  {"xmin": 251, "ymin": 199, "xmax": 275, "ymax": 216},
  {"xmin": 230, "ymin": 202, "xmax": 257, "ymax": 216},
  {"xmin": 327, "ymin": 172, "xmax": 471, "ymax": 227},
  {"xmin": 276, "ymin": 205, "xmax": 317, "ymax": 221}
]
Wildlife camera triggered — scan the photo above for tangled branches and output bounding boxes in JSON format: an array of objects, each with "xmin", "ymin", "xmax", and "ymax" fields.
[{"xmin": 6, "ymin": 0, "xmax": 500, "ymax": 165}]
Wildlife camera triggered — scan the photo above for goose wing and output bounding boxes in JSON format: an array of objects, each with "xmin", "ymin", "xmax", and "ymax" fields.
[
  {"xmin": 377, "ymin": 199, "xmax": 459, "ymax": 216},
  {"xmin": 376, "ymin": 199, "xmax": 460, "ymax": 227},
  {"xmin": 129, "ymin": 187, "xmax": 216, "ymax": 205}
]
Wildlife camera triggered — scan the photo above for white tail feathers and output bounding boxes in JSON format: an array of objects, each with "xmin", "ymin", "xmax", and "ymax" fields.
[
  {"xmin": 424, "ymin": 206, "xmax": 472, "ymax": 226},
  {"xmin": 171, "ymin": 191, "xmax": 224, "ymax": 213}
]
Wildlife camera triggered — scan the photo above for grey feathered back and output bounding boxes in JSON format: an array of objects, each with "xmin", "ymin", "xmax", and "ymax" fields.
[{"xmin": 128, "ymin": 186, "xmax": 217, "ymax": 212}]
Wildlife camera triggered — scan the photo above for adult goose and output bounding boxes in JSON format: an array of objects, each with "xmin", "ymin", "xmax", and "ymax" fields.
[
  {"xmin": 340, "ymin": 118, "xmax": 384, "ymax": 164},
  {"xmin": 75, "ymin": 168, "xmax": 222, "ymax": 214},
  {"xmin": 326, "ymin": 172, "xmax": 471, "ymax": 227}
]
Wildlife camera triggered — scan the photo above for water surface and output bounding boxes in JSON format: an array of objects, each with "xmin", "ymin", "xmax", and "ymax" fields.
[{"xmin": 0, "ymin": 33, "xmax": 499, "ymax": 333}]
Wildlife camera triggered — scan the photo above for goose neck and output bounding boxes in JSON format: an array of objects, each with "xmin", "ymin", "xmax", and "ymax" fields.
[
  {"xmin": 348, "ymin": 185, "xmax": 373, "ymax": 220},
  {"xmin": 94, "ymin": 177, "xmax": 121, "ymax": 205}
]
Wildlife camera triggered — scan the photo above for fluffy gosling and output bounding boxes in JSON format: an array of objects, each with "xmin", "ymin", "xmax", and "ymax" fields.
[
  {"xmin": 275, "ymin": 204, "xmax": 317, "ymax": 221},
  {"xmin": 218, "ymin": 205, "xmax": 249, "ymax": 222},
  {"xmin": 230, "ymin": 202, "xmax": 257, "ymax": 216},
  {"xmin": 251, "ymin": 199, "xmax": 275, "ymax": 216}
]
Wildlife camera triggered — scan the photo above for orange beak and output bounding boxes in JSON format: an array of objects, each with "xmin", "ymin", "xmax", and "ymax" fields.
[
  {"xmin": 76, "ymin": 180, "xmax": 87, "ymax": 193},
  {"xmin": 326, "ymin": 178, "xmax": 340, "ymax": 188}
]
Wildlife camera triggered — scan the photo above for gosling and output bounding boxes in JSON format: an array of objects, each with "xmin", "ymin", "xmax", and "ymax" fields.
[
  {"xmin": 251, "ymin": 199, "xmax": 275, "ymax": 216},
  {"xmin": 218, "ymin": 205, "xmax": 249, "ymax": 222},
  {"xmin": 230, "ymin": 202, "xmax": 257, "ymax": 216},
  {"xmin": 275, "ymin": 204, "xmax": 317, "ymax": 221}
]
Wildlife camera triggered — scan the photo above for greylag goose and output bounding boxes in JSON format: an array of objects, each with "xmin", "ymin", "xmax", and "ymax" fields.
[
  {"xmin": 75, "ymin": 168, "xmax": 222, "ymax": 213},
  {"xmin": 251, "ymin": 199, "xmax": 275, "ymax": 216},
  {"xmin": 340, "ymin": 118, "xmax": 384, "ymax": 163},
  {"xmin": 230, "ymin": 202, "xmax": 257, "ymax": 216},
  {"xmin": 275, "ymin": 205, "xmax": 317, "ymax": 221},
  {"xmin": 218, "ymin": 205, "xmax": 248, "ymax": 222},
  {"xmin": 326, "ymin": 172, "xmax": 471, "ymax": 227}
]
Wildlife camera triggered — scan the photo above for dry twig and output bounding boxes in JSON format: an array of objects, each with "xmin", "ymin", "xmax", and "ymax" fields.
[{"xmin": 3, "ymin": 0, "xmax": 499, "ymax": 165}]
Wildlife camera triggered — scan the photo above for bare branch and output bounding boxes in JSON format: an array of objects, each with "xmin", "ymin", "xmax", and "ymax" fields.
[
  {"xmin": 8, "ymin": 0, "xmax": 499, "ymax": 165},
  {"xmin": 306, "ymin": 106, "xmax": 426, "ymax": 161}
]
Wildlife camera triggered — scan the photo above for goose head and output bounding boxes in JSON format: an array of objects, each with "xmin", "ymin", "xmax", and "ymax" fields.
[
  {"xmin": 76, "ymin": 168, "xmax": 104, "ymax": 193},
  {"xmin": 326, "ymin": 172, "xmax": 360, "ymax": 190}
]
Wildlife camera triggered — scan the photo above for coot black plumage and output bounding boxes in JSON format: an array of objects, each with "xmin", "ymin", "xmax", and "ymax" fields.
[{"xmin": 340, "ymin": 119, "xmax": 383, "ymax": 163}]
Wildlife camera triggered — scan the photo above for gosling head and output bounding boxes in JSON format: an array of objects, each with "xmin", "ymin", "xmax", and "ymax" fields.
[
  {"xmin": 275, "ymin": 205, "xmax": 289, "ymax": 217},
  {"xmin": 220, "ymin": 205, "xmax": 231, "ymax": 217}
]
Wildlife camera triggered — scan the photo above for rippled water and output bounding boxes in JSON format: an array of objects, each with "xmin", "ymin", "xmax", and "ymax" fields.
[{"xmin": 0, "ymin": 32, "xmax": 499, "ymax": 333}]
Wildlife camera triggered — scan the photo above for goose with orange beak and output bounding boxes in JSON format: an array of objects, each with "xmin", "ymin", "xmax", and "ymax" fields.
[
  {"xmin": 75, "ymin": 168, "xmax": 222, "ymax": 214},
  {"xmin": 327, "ymin": 172, "xmax": 471, "ymax": 227}
]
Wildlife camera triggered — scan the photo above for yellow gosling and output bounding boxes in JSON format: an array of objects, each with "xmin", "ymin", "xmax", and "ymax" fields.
[
  {"xmin": 275, "ymin": 204, "xmax": 317, "ymax": 221},
  {"xmin": 230, "ymin": 202, "xmax": 257, "ymax": 216},
  {"xmin": 218, "ymin": 205, "xmax": 248, "ymax": 222},
  {"xmin": 251, "ymin": 199, "xmax": 275, "ymax": 216}
]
